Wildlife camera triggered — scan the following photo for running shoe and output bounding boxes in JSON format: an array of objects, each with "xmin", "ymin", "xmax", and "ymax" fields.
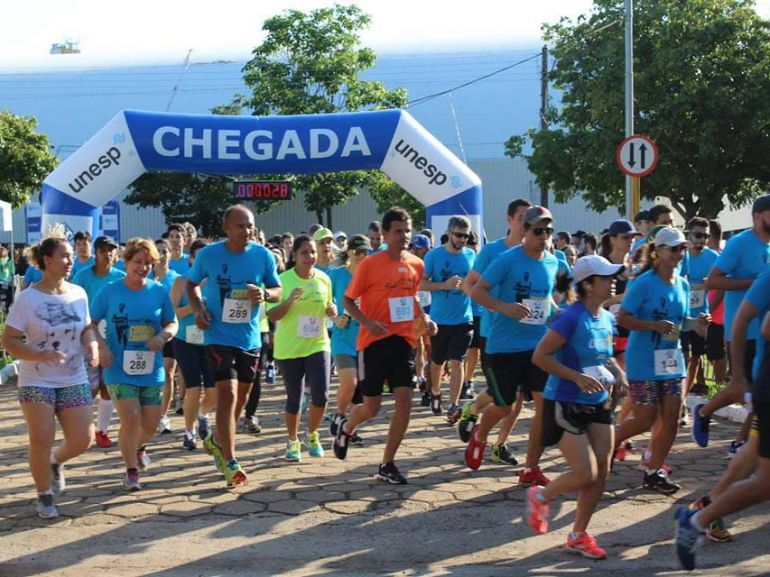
[
  {"xmin": 519, "ymin": 466, "xmax": 550, "ymax": 487},
  {"xmin": 350, "ymin": 431, "xmax": 364, "ymax": 446},
  {"xmin": 265, "ymin": 363, "xmax": 276, "ymax": 384},
  {"xmin": 123, "ymin": 470, "xmax": 142, "ymax": 491},
  {"xmin": 242, "ymin": 415, "xmax": 262, "ymax": 434},
  {"xmin": 198, "ymin": 414, "xmax": 210, "ymax": 440},
  {"xmin": 329, "ymin": 412, "xmax": 344, "ymax": 436},
  {"xmin": 95, "ymin": 430, "xmax": 113, "ymax": 448},
  {"xmin": 285, "ymin": 439, "xmax": 302, "ymax": 462},
  {"xmin": 459, "ymin": 381, "xmax": 475, "ymax": 400},
  {"xmin": 183, "ymin": 430, "xmax": 197, "ymax": 451},
  {"xmin": 300, "ymin": 391, "xmax": 311, "ymax": 414},
  {"xmin": 36, "ymin": 492, "xmax": 58, "ymax": 519},
  {"xmin": 691, "ymin": 403, "xmax": 710, "ymax": 447},
  {"xmin": 457, "ymin": 401, "xmax": 478, "ymax": 443},
  {"xmin": 526, "ymin": 486, "xmax": 550, "ymax": 535},
  {"xmin": 638, "ymin": 455, "xmax": 673, "ymax": 474},
  {"xmin": 417, "ymin": 376, "xmax": 427, "ymax": 393},
  {"xmin": 158, "ymin": 415, "xmax": 172, "ymax": 435},
  {"xmin": 689, "ymin": 496, "xmax": 732, "ymax": 542},
  {"xmin": 727, "ymin": 440, "xmax": 745, "ymax": 458},
  {"xmin": 136, "ymin": 447, "xmax": 152, "ymax": 471},
  {"xmin": 306, "ymin": 431, "xmax": 324, "ymax": 458},
  {"xmin": 679, "ymin": 407, "xmax": 690, "ymax": 427},
  {"xmin": 566, "ymin": 532, "xmax": 607, "ymax": 560},
  {"xmin": 420, "ymin": 390, "xmax": 431, "ymax": 407},
  {"xmin": 203, "ymin": 432, "xmax": 226, "ymax": 473},
  {"xmin": 491, "ymin": 443, "xmax": 518, "ymax": 466},
  {"xmin": 224, "ymin": 460, "xmax": 248, "ymax": 487},
  {"xmin": 50, "ymin": 462, "xmax": 65, "ymax": 496},
  {"xmin": 446, "ymin": 402, "xmax": 462, "ymax": 425},
  {"xmin": 431, "ymin": 393, "xmax": 443, "ymax": 416},
  {"xmin": 376, "ymin": 462, "xmax": 408, "ymax": 485},
  {"xmin": 643, "ymin": 469, "xmax": 680, "ymax": 495},
  {"xmin": 674, "ymin": 506, "xmax": 704, "ymax": 571},
  {"xmin": 465, "ymin": 428, "xmax": 486, "ymax": 470},
  {"xmin": 613, "ymin": 446, "xmax": 626, "ymax": 462},
  {"xmin": 332, "ymin": 419, "xmax": 351, "ymax": 460}
]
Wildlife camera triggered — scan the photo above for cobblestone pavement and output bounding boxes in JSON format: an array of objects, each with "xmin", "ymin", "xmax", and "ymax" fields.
[{"xmin": 1, "ymin": 379, "xmax": 769, "ymax": 576}]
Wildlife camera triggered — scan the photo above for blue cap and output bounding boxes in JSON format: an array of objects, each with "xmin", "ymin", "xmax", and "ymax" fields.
[
  {"xmin": 608, "ymin": 219, "xmax": 641, "ymax": 237},
  {"xmin": 410, "ymin": 234, "xmax": 432, "ymax": 250}
]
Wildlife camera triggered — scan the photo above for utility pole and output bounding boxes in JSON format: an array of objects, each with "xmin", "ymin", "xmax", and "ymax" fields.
[
  {"xmin": 624, "ymin": 0, "xmax": 639, "ymax": 217},
  {"xmin": 540, "ymin": 44, "xmax": 549, "ymax": 208}
]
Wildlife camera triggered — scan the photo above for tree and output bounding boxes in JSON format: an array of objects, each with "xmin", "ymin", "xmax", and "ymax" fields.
[
  {"xmin": 368, "ymin": 172, "xmax": 426, "ymax": 229},
  {"xmin": 507, "ymin": 0, "xmax": 770, "ymax": 219},
  {"xmin": 0, "ymin": 111, "xmax": 58, "ymax": 207}
]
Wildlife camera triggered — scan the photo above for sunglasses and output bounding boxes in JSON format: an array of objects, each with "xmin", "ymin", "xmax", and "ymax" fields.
[
  {"xmin": 663, "ymin": 244, "xmax": 687, "ymax": 252},
  {"xmin": 531, "ymin": 226, "xmax": 554, "ymax": 237},
  {"xmin": 690, "ymin": 232, "xmax": 708, "ymax": 240},
  {"xmin": 451, "ymin": 231, "xmax": 471, "ymax": 240}
]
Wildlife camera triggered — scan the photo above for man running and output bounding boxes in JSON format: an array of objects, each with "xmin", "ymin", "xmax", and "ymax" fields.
[
  {"xmin": 167, "ymin": 223, "xmax": 190, "ymax": 275},
  {"xmin": 333, "ymin": 207, "xmax": 437, "ymax": 484},
  {"xmin": 186, "ymin": 205, "xmax": 281, "ymax": 486}
]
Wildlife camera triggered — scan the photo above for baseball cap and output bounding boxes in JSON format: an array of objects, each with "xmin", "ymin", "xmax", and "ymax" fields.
[
  {"xmin": 312, "ymin": 227, "xmax": 334, "ymax": 242},
  {"xmin": 94, "ymin": 235, "xmax": 118, "ymax": 250},
  {"xmin": 752, "ymin": 194, "xmax": 770, "ymax": 214},
  {"xmin": 347, "ymin": 234, "xmax": 372, "ymax": 252},
  {"xmin": 572, "ymin": 255, "xmax": 625, "ymax": 283},
  {"xmin": 634, "ymin": 210, "xmax": 650, "ymax": 223},
  {"xmin": 654, "ymin": 227, "xmax": 690, "ymax": 248},
  {"xmin": 334, "ymin": 230, "xmax": 347, "ymax": 240},
  {"xmin": 608, "ymin": 219, "xmax": 641, "ymax": 237},
  {"xmin": 524, "ymin": 206, "xmax": 553, "ymax": 226},
  {"xmin": 410, "ymin": 234, "xmax": 432, "ymax": 250}
]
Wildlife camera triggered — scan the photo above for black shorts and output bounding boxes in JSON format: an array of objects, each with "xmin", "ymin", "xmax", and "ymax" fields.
[
  {"xmin": 706, "ymin": 323, "xmax": 726, "ymax": 361},
  {"xmin": 469, "ymin": 316, "xmax": 482, "ymax": 349},
  {"xmin": 484, "ymin": 350, "xmax": 548, "ymax": 407},
  {"xmin": 430, "ymin": 322, "xmax": 474, "ymax": 364},
  {"xmin": 358, "ymin": 335, "xmax": 416, "ymax": 397},
  {"xmin": 727, "ymin": 338, "xmax": 756, "ymax": 384},
  {"xmin": 207, "ymin": 344, "xmax": 259, "ymax": 384},
  {"xmin": 173, "ymin": 338, "xmax": 215, "ymax": 388},
  {"xmin": 163, "ymin": 339, "xmax": 175, "ymax": 359},
  {"xmin": 542, "ymin": 399, "xmax": 614, "ymax": 447},
  {"xmin": 753, "ymin": 401, "xmax": 770, "ymax": 459},
  {"xmin": 681, "ymin": 331, "xmax": 706, "ymax": 358}
]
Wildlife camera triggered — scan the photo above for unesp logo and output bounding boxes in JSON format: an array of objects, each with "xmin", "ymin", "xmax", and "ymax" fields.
[
  {"xmin": 67, "ymin": 146, "xmax": 122, "ymax": 194},
  {"xmin": 393, "ymin": 139, "xmax": 447, "ymax": 186}
]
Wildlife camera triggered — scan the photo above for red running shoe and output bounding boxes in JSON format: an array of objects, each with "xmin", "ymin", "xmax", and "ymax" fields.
[
  {"xmin": 519, "ymin": 466, "xmax": 550, "ymax": 486},
  {"xmin": 95, "ymin": 430, "xmax": 113, "ymax": 448},
  {"xmin": 464, "ymin": 428, "xmax": 486, "ymax": 470},
  {"xmin": 526, "ymin": 486, "xmax": 550, "ymax": 534},
  {"xmin": 566, "ymin": 532, "xmax": 607, "ymax": 560}
]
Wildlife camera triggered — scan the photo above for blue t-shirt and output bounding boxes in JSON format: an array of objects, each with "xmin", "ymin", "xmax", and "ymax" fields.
[
  {"xmin": 621, "ymin": 269, "xmax": 690, "ymax": 381},
  {"xmin": 114, "ymin": 260, "xmax": 126, "ymax": 272},
  {"xmin": 23, "ymin": 266, "xmax": 42, "ymax": 286},
  {"xmin": 544, "ymin": 301, "xmax": 614, "ymax": 405},
  {"xmin": 714, "ymin": 230, "xmax": 770, "ymax": 341},
  {"xmin": 744, "ymin": 268, "xmax": 770, "ymax": 386},
  {"xmin": 169, "ymin": 255, "xmax": 190, "ymax": 276},
  {"xmin": 90, "ymin": 279, "xmax": 176, "ymax": 387},
  {"xmin": 554, "ymin": 249, "xmax": 572, "ymax": 275},
  {"xmin": 328, "ymin": 266, "xmax": 359, "ymax": 358},
  {"xmin": 472, "ymin": 237, "xmax": 512, "ymax": 337},
  {"xmin": 71, "ymin": 257, "xmax": 95, "ymax": 279},
  {"xmin": 481, "ymin": 245, "xmax": 559, "ymax": 354},
  {"xmin": 72, "ymin": 266, "xmax": 126, "ymax": 301},
  {"xmin": 423, "ymin": 245, "xmax": 475, "ymax": 325},
  {"xmin": 155, "ymin": 269, "xmax": 181, "ymax": 295},
  {"xmin": 188, "ymin": 241, "xmax": 280, "ymax": 350},
  {"xmin": 685, "ymin": 248, "xmax": 719, "ymax": 317},
  {"xmin": 315, "ymin": 263, "xmax": 332, "ymax": 275}
]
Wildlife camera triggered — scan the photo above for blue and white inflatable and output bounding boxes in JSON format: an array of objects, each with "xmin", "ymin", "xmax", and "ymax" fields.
[{"xmin": 41, "ymin": 109, "xmax": 482, "ymax": 238}]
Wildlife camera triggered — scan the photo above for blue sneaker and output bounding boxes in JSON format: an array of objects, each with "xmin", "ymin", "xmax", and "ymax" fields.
[
  {"xmin": 675, "ymin": 506, "xmax": 704, "ymax": 571},
  {"xmin": 265, "ymin": 364, "xmax": 276, "ymax": 384},
  {"xmin": 691, "ymin": 403, "xmax": 710, "ymax": 448},
  {"xmin": 727, "ymin": 440, "xmax": 746, "ymax": 458},
  {"xmin": 285, "ymin": 439, "xmax": 302, "ymax": 462}
]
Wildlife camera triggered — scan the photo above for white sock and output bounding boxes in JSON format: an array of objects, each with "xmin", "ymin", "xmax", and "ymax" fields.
[
  {"xmin": 97, "ymin": 399, "xmax": 114, "ymax": 432},
  {"xmin": 690, "ymin": 511, "xmax": 706, "ymax": 532}
]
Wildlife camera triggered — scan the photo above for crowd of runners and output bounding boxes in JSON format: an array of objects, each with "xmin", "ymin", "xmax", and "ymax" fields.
[{"xmin": 4, "ymin": 195, "xmax": 770, "ymax": 570}]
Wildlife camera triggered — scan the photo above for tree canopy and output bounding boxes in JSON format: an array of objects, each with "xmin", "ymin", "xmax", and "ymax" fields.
[{"xmin": 506, "ymin": 0, "xmax": 770, "ymax": 219}]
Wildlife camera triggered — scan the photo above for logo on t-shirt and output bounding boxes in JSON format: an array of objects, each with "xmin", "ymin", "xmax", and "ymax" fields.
[
  {"xmin": 514, "ymin": 272, "xmax": 532, "ymax": 302},
  {"xmin": 217, "ymin": 264, "xmax": 232, "ymax": 303},
  {"xmin": 112, "ymin": 303, "xmax": 130, "ymax": 347}
]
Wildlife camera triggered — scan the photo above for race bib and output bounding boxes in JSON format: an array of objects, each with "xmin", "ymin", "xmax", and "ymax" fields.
[
  {"xmin": 654, "ymin": 348, "xmax": 685, "ymax": 376},
  {"xmin": 388, "ymin": 296, "xmax": 414, "ymax": 323},
  {"xmin": 582, "ymin": 364, "xmax": 616, "ymax": 389},
  {"xmin": 690, "ymin": 285, "xmax": 706, "ymax": 309},
  {"xmin": 521, "ymin": 298, "xmax": 548, "ymax": 325},
  {"xmin": 417, "ymin": 291, "xmax": 432, "ymax": 308},
  {"xmin": 185, "ymin": 324, "xmax": 204, "ymax": 345},
  {"xmin": 223, "ymin": 298, "xmax": 252, "ymax": 324},
  {"xmin": 298, "ymin": 315, "xmax": 323, "ymax": 338},
  {"xmin": 123, "ymin": 350, "xmax": 153, "ymax": 376}
]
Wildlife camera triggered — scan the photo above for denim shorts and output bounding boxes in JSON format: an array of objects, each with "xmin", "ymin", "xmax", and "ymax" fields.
[{"xmin": 18, "ymin": 383, "xmax": 92, "ymax": 413}]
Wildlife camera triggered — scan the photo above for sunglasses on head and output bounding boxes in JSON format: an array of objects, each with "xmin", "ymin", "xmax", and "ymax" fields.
[
  {"xmin": 690, "ymin": 232, "xmax": 708, "ymax": 240},
  {"xmin": 531, "ymin": 226, "xmax": 554, "ymax": 237},
  {"xmin": 451, "ymin": 231, "xmax": 470, "ymax": 240}
]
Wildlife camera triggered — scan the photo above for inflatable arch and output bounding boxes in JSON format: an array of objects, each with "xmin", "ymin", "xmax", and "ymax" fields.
[{"xmin": 41, "ymin": 109, "xmax": 482, "ymax": 240}]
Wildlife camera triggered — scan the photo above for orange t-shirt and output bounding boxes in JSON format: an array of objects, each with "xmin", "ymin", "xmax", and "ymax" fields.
[{"xmin": 344, "ymin": 250, "xmax": 424, "ymax": 350}]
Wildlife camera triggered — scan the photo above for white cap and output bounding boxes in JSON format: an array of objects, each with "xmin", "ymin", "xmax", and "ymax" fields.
[
  {"xmin": 334, "ymin": 230, "xmax": 347, "ymax": 240},
  {"xmin": 654, "ymin": 227, "xmax": 689, "ymax": 248},
  {"xmin": 572, "ymin": 255, "xmax": 625, "ymax": 283}
]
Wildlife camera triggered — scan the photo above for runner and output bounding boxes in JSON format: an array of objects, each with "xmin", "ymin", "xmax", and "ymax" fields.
[
  {"xmin": 312, "ymin": 227, "xmax": 335, "ymax": 273},
  {"xmin": 0, "ymin": 244, "xmax": 15, "ymax": 312},
  {"xmin": 409, "ymin": 234, "xmax": 433, "ymax": 406},
  {"xmin": 268, "ymin": 235, "xmax": 336, "ymax": 461},
  {"xmin": 468, "ymin": 205, "xmax": 559, "ymax": 485},
  {"xmin": 72, "ymin": 236, "xmax": 126, "ymax": 449},
  {"xmin": 675, "ymin": 268, "xmax": 770, "ymax": 571},
  {"xmin": 186, "ymin": 204, "xmax": 281, "ymax": 487},
  {"xmin": 328, "ymin": 235, "xmax": 371, "ymax": 443},
  {"xmin": 528, "ymin": 255, "xmax": 626, "ymax": 559},
  {"xmin": 170, "ymin": 239, "xmax": 217, "ymax": 450},
  {"xmin": 333, "ymin": 231, "xmax": 347, "ymax": 253},
  {"xmin": 462, "ymin": 230, "xmax": 483, "ymax": 401},
  {"xmin": 71, "ymin": 231, "xmax": 95, "ymax": 279},
  {"xmin": 167, "ymin": 223, "xmax": 190, "ymax": 275},
  {"xmin": 333, "ymin": 207, "xmax": 437, "ymax": 484},
  {"xmin": 90, "ymin": 238, "xmax": 178, "ymax": 491},
  {"xmin": 460, "ymin": 198, "xmax": 532, "ymax": 468},
  {"xmin": 615, "ymin": 227, "xmax": 709, "ymax": 494},
  {"xmin": 694, "ymin": 195, "xmax": 770, "ymax": 447},
  {"xmin": 420, "ymin": 216, "xmax": 475, "ymax": 423},
  {"xmin": 367, "ymin": 221, "xmax": 385, "ymax": 254},
  {"xmin": 2, "ymin": 235, "xmax": 97, "ymax": 518}
]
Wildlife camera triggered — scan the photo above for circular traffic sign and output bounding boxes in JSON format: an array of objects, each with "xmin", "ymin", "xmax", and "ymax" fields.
[{"xmin": 616, "ymin": 135, "xmax": 659, "ymax": 178}]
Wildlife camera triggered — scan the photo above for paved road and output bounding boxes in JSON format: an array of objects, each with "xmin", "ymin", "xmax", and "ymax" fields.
[{"xmin": 1, "ymin": 379, "xmax": 768, "ymax": 576}]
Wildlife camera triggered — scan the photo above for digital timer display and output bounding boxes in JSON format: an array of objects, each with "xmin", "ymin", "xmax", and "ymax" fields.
[{"xmin": 233, "ymin": 180, "xmax": 292, "ymax": 200}]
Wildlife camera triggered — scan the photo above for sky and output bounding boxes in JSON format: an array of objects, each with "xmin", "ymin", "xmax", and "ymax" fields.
[{"xmin": 6, "ymin": 0, "xmax": 768, "ymax": 70}]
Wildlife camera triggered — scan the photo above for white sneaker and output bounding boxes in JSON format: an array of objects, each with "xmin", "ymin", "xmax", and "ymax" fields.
[
  {"xmin": 36, "ymin": 493, "xmax": 58, "ymax": 519},
  {"xmin": 158, "ymin": 415, "xmax": 172, "ymax": 434}
]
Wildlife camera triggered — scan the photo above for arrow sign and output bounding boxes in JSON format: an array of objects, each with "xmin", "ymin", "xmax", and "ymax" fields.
[{"xmin": 616, "ymin": 135, "xmax": 659, "ymax": 177}]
